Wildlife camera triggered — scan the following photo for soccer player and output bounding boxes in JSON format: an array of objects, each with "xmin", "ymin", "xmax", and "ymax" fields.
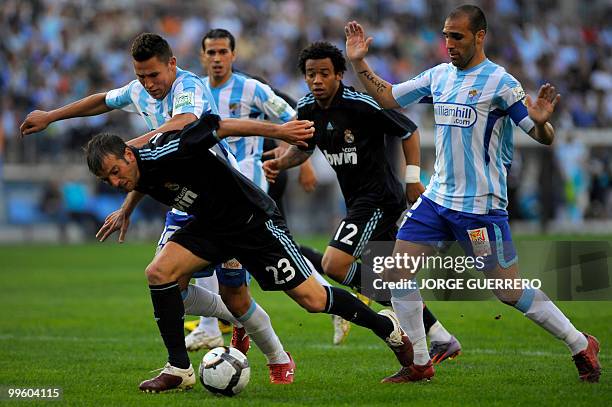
[
  {"xmin": 345, "ymin": 5, "xmax": 601, "ymax": 383},
  {"xmin": 182, "ymin": 29, "xmax": 318, "ymax": 352},
  {"xmin": 85, "ymin": 114, "xmax": 414, "ymax": 391},
  {"xmin": 263, "ymin": 42, "xmax": 460, "ymax": 357},
  {"xmin": 19, "ymin": 33, "xmax": 308, "ymax": 384}
]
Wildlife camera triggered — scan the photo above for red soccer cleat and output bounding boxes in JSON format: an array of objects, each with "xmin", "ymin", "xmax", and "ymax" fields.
[
  {"xmin": 572, "ymin": 333, "xmax": 601, "ymax": 383},
  {"xmin": 231, "ymin": 326, "xmax": 250, "ymax": 356},
  {"xmin": 268, "ymin": 352, "xmax": 296, "ymax": 384},
  {"xmin": 381, "ymin": 360, "xmax": 435, "ymax": 383}
]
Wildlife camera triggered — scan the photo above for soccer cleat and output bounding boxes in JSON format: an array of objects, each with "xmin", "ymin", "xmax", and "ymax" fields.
[
  {"xmin": 572, "ymin": 333, "xmax": 601, "ymax": 383},
  {"xmin": 332, "ymin": 315, "xmax": 351, "ymax": 345},
  {"xmin": 429, "ymin": 335, "xmax": 462, "ymax": 364},
  {"xmin": 231, "ymin": 326, "xmax": 250, "ymax": 356},
  {"xmin": 381, "ymin": 360, "xmax": 435, "ymax": 383},
  {"xmin": 268, "ymin": 352, "xmax": 296, "ymax": 384},
  {"xmin": 185, "ymin": 330, "xmax": 224, "ymax": 352},
  {"xmin": 379, "ymin": 309, "xmax": 414, "ymax": 367},
  {"xmin": 139, "ymin": 363, "xmax": 196, "ymax": 393}
]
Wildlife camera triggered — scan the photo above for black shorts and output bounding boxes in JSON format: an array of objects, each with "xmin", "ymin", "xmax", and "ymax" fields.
[
  {"xmin": 169, "ymin": 211, "xmax": 312, "ymax": 291},
  {"xmin": 329, "ymin": 204, "xmax": 404, "ymax": 258}
]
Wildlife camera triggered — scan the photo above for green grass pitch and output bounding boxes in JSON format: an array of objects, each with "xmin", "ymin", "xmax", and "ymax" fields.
[{"xmin": 0, "ymin": 238, "xmax": 609, "ymax": 406}]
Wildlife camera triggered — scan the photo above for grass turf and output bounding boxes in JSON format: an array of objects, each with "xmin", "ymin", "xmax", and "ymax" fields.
[{"xmin": 0, "ymin": 240, "xmax": 610, "ymax": 406}]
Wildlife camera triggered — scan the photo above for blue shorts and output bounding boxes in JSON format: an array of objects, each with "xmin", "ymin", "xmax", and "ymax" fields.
[
  {"xmin": 158, "ymin": 211, "xmax": 250, "ymax": 287},
  {"xmin": 396, "ymin": 196, "xmax": 517, "ymax": 271}
]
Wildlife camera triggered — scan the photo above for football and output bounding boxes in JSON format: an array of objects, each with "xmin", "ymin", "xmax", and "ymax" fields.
[{"xmin": 199, "ymin": 346, "xmax": 250, "ymax": 396}]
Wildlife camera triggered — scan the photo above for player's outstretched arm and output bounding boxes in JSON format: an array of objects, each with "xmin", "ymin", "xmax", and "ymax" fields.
[
  {"xmin": 263, "ymin": 146, "xmax": 311, "ymax": 183},
  {"xmin": 345, "ymin": 21, "xmax": 399, "ymax": 109},
  {"xmin": 401, "ymin": 129, "xmax": 425, "ymax": 204},
  {"xmin": 216, "ymin": 118, "xmax": 314, "ymax": 148},
  {"xmin": 96, "ymin": 191, "xmax": 145, "ymax": 243},
  {"xmin": 126, "ymin": 113, "xmax": 198, "ymax": 148},
  {"xmin": 20, "ymin": 93, "xmax": 111, "ymax": 137},
  {"xmin": 526, "ymin": 83, "xmax": 560, "ymax": 145}
]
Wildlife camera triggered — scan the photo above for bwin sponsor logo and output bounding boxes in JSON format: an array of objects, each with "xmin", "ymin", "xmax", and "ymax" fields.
[
  {"xmin": 323, "ymin": 150, "xmax": 357, "ymax": 166},
  {"xmin": 434, "ymin": 103, "xmax": 477, "ymax": 127},
  {"xmin": 173, "ymin": 187, "xmax": 198, "ymax": 211}
]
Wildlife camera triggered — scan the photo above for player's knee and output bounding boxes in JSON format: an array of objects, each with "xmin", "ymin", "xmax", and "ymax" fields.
[
  {"xmin": 145, "ymin": 261, "xmax": 174, "ymax": 285},
  {"xmin": 321, "ymin": 255, "xmax": 348, "ymax": 282}
]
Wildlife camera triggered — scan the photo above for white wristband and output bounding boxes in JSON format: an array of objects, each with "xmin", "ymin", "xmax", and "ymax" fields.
[{"xmin": 404, "ymin": 165, "xmax": 420, "ymax": 183}]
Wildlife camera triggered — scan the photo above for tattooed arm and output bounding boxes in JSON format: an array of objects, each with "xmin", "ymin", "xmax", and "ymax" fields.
[
  {"xmin": 262, "ymin": 146, "xmax": 312, "ymax": 183},
  {"xmin": 345, "ymin": 21, "xmax": 400, "ymax": 108}
]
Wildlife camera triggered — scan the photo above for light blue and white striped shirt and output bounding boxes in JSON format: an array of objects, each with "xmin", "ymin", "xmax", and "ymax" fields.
[
  {"xmin": 205, "ymin": 72, "xmax": 296, "ymax": 191},
  {"xmin": 105, "ymin": 67, "xmax": 217, "ymax": 130},
  {"xmin": 392, "ymin": 59, "xmax": 535, "ymax": 214},
  {"xmin": 105, "ymin": 67, "xmax": 232, "ymax": 217}
]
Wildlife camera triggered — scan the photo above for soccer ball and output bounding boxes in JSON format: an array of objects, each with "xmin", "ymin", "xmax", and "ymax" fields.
[{"xmin": 199, "ymin": 346, "xmax": 250, "ymax": 396}]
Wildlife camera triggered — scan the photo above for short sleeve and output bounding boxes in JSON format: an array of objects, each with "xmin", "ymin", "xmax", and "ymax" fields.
[
  {"xmin": 496, "ymin": 73, "xmax": 535, "ymax": 134},
  {"xmin": 378, "ymin": 109, "xmax": 418, "ymax": 139},
  {"xmin": 172, "ymin": 75, "xmax": 209, "ymax": 117},
  {"xmin": 392, "ymin": 68, "xmax": 434, "ymax": 108},
  {"xmin": 252, "ymin": 81, "xmax": 296, "ymax": 123},
  {"xmin": 105, "ymin": 81, "xmax": 138, "ymax": 112}
]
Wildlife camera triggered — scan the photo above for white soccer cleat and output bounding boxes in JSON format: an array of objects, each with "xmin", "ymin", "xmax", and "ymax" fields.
[
  {"xmin": 139, "ymin": 363, "xmax": 196, "ymax": 393},
  {"xmin": 332, "ymin": 315, "xmax": 351, "ymax": 345},
  {"xmin": 185, "ymin": 330, "xmax": 224, "ymax": 352}
]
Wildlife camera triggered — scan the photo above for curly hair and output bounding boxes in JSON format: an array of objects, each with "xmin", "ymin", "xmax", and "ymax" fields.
[{"xmin": 298, "ymin": 41, "xmax": 346, "ymax": 75}]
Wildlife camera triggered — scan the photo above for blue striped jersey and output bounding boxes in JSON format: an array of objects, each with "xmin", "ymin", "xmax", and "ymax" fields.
[
  {"xmin": 105, "ymin": 67, "xmax": 233, "ymax": 217},
  {"xmin": 105, "ymin": 67, "xmax": 217, "ymax": 130},
  {"xmin": 392, "ymin": 59, "xmax": 535, "ymax": 214},
  {"xmin": 204, "ymin": 72, "xmax": 296, "ymax": 191}
]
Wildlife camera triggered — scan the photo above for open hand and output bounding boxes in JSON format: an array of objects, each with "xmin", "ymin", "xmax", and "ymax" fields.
[
  {"xmin": 96, "ymin": 208, "xmax": 131, "ymax": 243},
  {"xmin": 525, "ymin": 83, "xmax": 560, "ymax": 126},
  {"xmin": 345, "ymin": 21, "xmax": 373, "ymax": 62}
]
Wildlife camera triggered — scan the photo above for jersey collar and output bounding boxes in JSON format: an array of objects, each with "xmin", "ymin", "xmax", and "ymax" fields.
[{"xmin": 453, "ymin": 58, "xmax": 491, "ymax": 75}]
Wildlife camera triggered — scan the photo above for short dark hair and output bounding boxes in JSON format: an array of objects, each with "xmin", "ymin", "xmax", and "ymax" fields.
[
  {"xmin": 85, "ymin": 133, "xmax": 127, "ymax": 176},
  {"xmin": 448, "ymin": 4, "xmax": 487, "ymax": 34},
  {"xmin": 202, "ymin": 28, "xmax": 235, "ymax": 51},
  {"xmin": 298, "ymin": 41, "xmax": 346, "ymax": 75},
  {"xmin": 131, "ymin": 33, "xmax": 173, "ymax": 62}
]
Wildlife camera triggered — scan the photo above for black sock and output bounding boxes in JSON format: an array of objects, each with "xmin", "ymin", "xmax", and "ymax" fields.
[
  {"xmin": 323, "ymin": 286, "xmax": 393, "ymax": 339},
  {"xmin": 299, "ymin": 245, "xmax": 325, "ymax": 275},
  {"xmin": 343, "ymin": 262, "xmax": 392, "ymax": 307},
  {"xmin": 149, "ymin": 282, "xmax": 190, "ymax": 369},
  {"xmin": 422, "ymin": 303, "xmax": 438, "ymax": 334}
]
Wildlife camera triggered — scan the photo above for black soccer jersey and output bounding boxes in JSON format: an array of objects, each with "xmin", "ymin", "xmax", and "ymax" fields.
[
  {"xmin": 297, "ymin": 82, "xmax": 417, "ymax": 210},
  {"xmin": 133, "ymin": 114, "xmax": 277, "ymax": 232}
]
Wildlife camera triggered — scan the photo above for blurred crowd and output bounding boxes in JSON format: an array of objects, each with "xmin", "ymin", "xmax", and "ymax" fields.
[{"xmin": 0, "ymin": 0, "xmax": 611, "ymax": 233}]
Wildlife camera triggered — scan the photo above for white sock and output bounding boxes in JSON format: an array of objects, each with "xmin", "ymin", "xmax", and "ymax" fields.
[
  {"xmin": 391, "ymin": 288, "xmax": 430, "ymax": 365},
  {"xmin": 237, "ymin": 300, "xmax": 289, "ymax": 364},
  {"xmin": 194, "ymin": 276, "xmax": 221, "ymax": 337},
  {"xmin": 428, "ymin": 320, "xmax": 452, "ymax": 343},
  {"xmin": 182, "ymin": 284, "xmax": 240, "ymax": 327},
  {"xmin": 519, "ymin": 289, "xmax": 587, "ymax": 355}
]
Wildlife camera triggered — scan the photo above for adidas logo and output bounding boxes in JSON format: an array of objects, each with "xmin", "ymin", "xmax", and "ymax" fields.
[{"xmin": 326, "ymin": 122, "xmax": 334, "ymax": 130}]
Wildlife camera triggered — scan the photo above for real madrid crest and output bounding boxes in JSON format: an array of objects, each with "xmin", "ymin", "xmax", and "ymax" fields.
[
  {"xmin": 164, "ymin": 182, "xmax": 180, "ymax": 191},
  {"xmin": 344, "ymin": 129, "xmax": 354, "ymax": 143}
]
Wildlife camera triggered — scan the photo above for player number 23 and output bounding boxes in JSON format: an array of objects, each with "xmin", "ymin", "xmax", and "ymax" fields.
[{"xmin": 266, "ymin": 258, "xmax": 296, "ymax": 285}]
